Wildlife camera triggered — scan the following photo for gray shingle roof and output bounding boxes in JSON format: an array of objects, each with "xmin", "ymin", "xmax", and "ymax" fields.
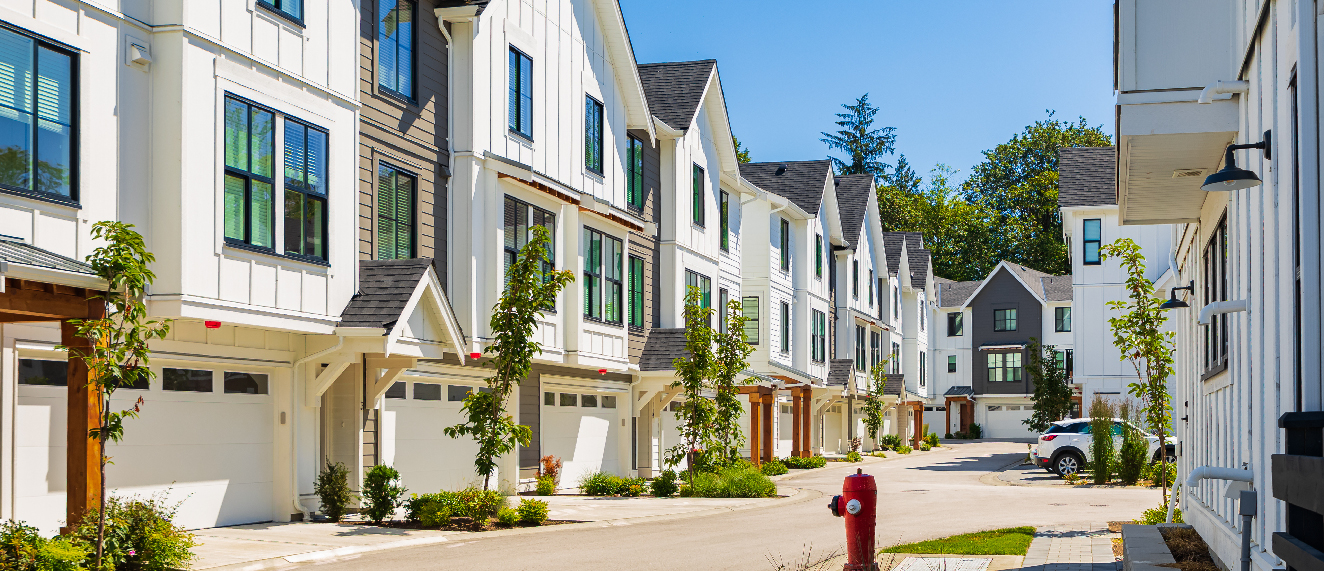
[
  {"xmin": 639, "ymin": 328, "xmax": 689, "ymax": 371},
  {"xmin": 944, "ymin": 386, "xmax": 974, "ymax": 397},
  {"xmin": 637, "ymin": 60, "xmax": 715, "ymax": 133},
  {"xmin": 1058, "ymin": 147, "xmax": 1117, "ymax": 207},
  {"xmin": 0, "ymin": 238, "xmax": 95, "ymax": 275},
  {"xmin": 1004, "ymin": 262, "xmax": 1054, "ymax": 300},
  {"xmin": 834, "ymin": 174, "xmax": 873, "ymax": 248},
  {"xmin": 880, "ymin": 232, "xmax": 911, "ymax": 275},
  {"xmin": 937, "ymin": 279, "xmax": 981, "ymax": 307},
  {"xmin": 739, "ymin": 160, "xmax": 832, "ymax": 215},
  {"xmin": 434, "ymin": 0, "xmax": 490, "ymax": 12},
  {"xmin": 827, "ymin": 359, "xmax": 854, "ymax": 387},
  {"xmin": 339, "ymin": 259, "xmax": 434, "ymax": 329},
  {"xmin": 1041, "ymin": 275, "xmax": 1074, "ymax": 301},
  {"xmin": 882, "ymin": 374, "xmax": 905, "ymax": 397},
  {"xmin": 908, "ymin": 247, "xmax": 931, "ymax": 289}
]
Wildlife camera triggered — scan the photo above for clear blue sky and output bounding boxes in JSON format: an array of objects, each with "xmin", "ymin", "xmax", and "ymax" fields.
[{"xmin": 619, "ymin": 0, "xmax": 1115, "ymax": 184}]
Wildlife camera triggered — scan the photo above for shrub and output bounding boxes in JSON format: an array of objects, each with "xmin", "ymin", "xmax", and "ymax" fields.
[
  {"xmin": 954, "ymin": 431, "xmax": 968, "ymax": 439},
  {"xmin": 650, "ymin": 470, "xmax": 679, "ymax": 498},
  {"xmin": 313, "ymin": 461, "xmax": 354, "ymax": 522},
  {"xmin": 968, "ymin": 423, "xmax": 983, "ymax": 439},
  {"xmin": 579, "ymin": 471, "xmax": 623, "ymax": 496},
  {"xmin": 919, "ymin": 443, "xmax": 931, "ymax": 451},
  {"xmin": 517, "ymin": 498, "xmax": 549, "ymax": 525},
  {"xmin": 454, "ymin": 487, "xmax": 505, "ymax": 522},
  {"xmin": 760, "ymin": 460, "xmax": 788, "ymax": 476},
  {"xmin": 535, "ymin": 475, "xmax": 557, "ymax": 496},
  {"xmin": 72, "ymin": 493, "xmax": 197, "ymax": 571},
  {"xmin": 896, "ymin": 445, "xmax": 912, "ymax": 454},
  {"xmin": 496, "ymin": 508, "xmax": 519, "ymax": 526},
  {"xmin": 1138, "ymin": 493, "xmax": 1183, "ymax": 525},
  {"xmin": 539, "ymin": 455, "xmax": 563, "ymax": 487},
  {"xmin": 1089, "ymin": 397, "xmax": 1117, "ymax": 484},
  {"xmin": 1117, "ymin": 430, "xmax": 1148, "ymax": 485},
  {"xmin": 681, "ymin": 465, "xmax": 776, "ymax": 498},
  {"xmin": 1143, "ymin": 461, "xmax": 1176, "ymax": 488},
  {"xmin": 405, "ymin": 492, "xmax": 456, "ymax": 527},
  {"xmin": 925, "ymin": 433, "xmax": 940, "ymax": 447},
  {"xmin": 1, "ymin": 520, "xmax": 88, "ymax": 571},
  {"xmin": 618, "ymin": 477, "xmax": 647, "ymax": 497},
  {"xmin": 870, "ymin": 451, "xmax": 886, "ymax": 458},
  {"xmin": 782, "ymin": 456, "xmax": 827, "ymax": 469},
  {"xmin": 945, "ymin": 432, "xmax": 954, "ymax": 439},
  {"xmin": 362, "ymin": 465, "xmax": 407, "ymax": 523},
  {"xmin": 879, "ymin": 434, "xmax": 903, "ymax": 450},
  {"xmin": 845, "ymin": 451, "xmax": 862, "ymax": 462}
]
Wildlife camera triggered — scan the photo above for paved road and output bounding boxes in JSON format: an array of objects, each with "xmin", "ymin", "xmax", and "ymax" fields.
[{"xmin": 308, "ymin": 442, "xmax": 1159, "ymax": 571}]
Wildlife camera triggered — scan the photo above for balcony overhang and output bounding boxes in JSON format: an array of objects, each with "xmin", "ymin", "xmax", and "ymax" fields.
[{"xmin": 1117, "ymin": 98, "xmax": 1239, "ymax": 225}]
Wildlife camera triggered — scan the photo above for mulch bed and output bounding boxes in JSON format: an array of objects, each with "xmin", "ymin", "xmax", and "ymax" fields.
[{"xmin": 1158, "ymin": 527, "xmax": 1219, "ymax": 571}]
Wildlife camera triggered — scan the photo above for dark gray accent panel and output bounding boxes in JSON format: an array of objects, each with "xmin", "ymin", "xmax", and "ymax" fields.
[{"xmin": 968, "ymin": 267, "xmax": 1040, "ymax": 395}]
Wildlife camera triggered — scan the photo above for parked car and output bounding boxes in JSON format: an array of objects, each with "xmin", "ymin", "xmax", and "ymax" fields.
[{"xmin": 1032, "ymin": 418, "xmax": 1176, "ymax": 477}]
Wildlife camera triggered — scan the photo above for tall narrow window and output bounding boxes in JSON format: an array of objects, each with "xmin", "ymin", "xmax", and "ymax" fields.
[
  {"xmin": 891, "ymin": 342, "xmax": 900, "ymax": 374},
  {"xmin": 508, "ymin": 48, "xmax": 533, "ymax": 138},
  {"xmin": 692, "ymin": 164, "xmax": 705, "ymax": 226},
  {"xmin": 718, "ymin": 288, "xmax": 729, "ymax": 333},
  {"xmin": 870, "ymin": 331, "xmax": 881, "ymax": 370},
  {"xmin": 1204, "ymin": 217, "xmax": 1228, "ymax": 374},
  {"xmin": 603, "ymin": 234, "xmax": 622, "ymax": 323},
  {"xmin": 258, "ymin": 0, "xmax": 302, "ymax": 21},
  {"xmin": 627, "ymin": 136, "xmax": 644, "ymax": 210},
  {"xmin": 868, "ymin": 270, "xmax": 874, "ymax": 305},
  {"xmin": 584, "ymin": 228, "xmax": 601, "ymax": 320},
  {"xmin": 947, "ymin": 355, "xmax": 957, "ymax": 373},
  {"xmin": 742, "ymin": 296, "xmax": 760, "ymax": 344},
  {"xmin": 855, "ymin": 325, "xmax": 866, "ymax": 369},
  {"xmin": 947, "ymin": 312, "xmax": 963, "ymax": 336},
  {"xmin": 377, "ymin": 0, "xmax": 414, "ymax": 99},
  {"xmin": 780, "ymin": 219, "xmax": 791, "ymax": 271},
  {"xmin": 811, "ymin": 310, "xmax": 826, "ymax": 362},
  {"xmin": 284, "ymin": 120, "xmax": 328, "ymax": 260},
  {"xmin": 0, "ymin": 30, "xmax": 74, "ymax": 200},
  {"xmin": 815, "ymin": 234, "xmax": 823, "ymax": 278},
  {"xmin": 852, "ymin": 259, "xmax": 859, "ymax": 298},
  {"xmin": 628, "ymin": 255, "xmax": 644, "ymax": 328},
  {"xmin": 224, "ymin": 97, "xmax": 276, "ymax": 249},
  {"xmin": 684, "ymin": 270, "xmax": 712, "ymax": 311},
  {"xmin": 993, "ymin": 308, "xmax": 1018, "ymax": 332},
  {"xmin": 584, "ymin": 96, "xmax": 603, "ymax": 173},
  {"xmin": 719, "ymin": 191, "xmax": 730, "ymax": 251},
  {"xmin": 893, "ymin": 285, "xmax": 900, "ymax": 319},
  {"xmin": 376, "ymin": 164, "xmax": 415, "ymax": 259},
  {"xmin": 1083, "ymin": 219, "xmax": 1101, "ymax": 265},
  {"xmin": 583, "ymin": 228, "xmax": 621, "ymax": 322},
  {"xmin": 503, "ymin": 196, "xmax": 556, "ymax": 288},
  {"xmin": 1055, "ymin": 307, "xmax": 1072, "ymax": 332},
  {"xmin": 919, "ymin": 353, "xmax": 926, "ymax": 386},
  {"xmin": 780, "ymin": 302, "xmax": 790, "ymax": 353}
]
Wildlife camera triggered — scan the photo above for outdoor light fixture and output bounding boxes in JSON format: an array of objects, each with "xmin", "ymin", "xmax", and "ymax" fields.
[
  {"xmin": 205, "ymin": 320, "xmax": 222, "ymax": 329},
  {"xmin": 1160, "ymin": 281, "xmax": 1196, "ymax": 310},
  {"xmin": 1202, "ymin": 130, "xmax": 1271, "ymax": 192},
  {"xmin": 598, "ymin": 368, "xmax": 607, "ymax": 375},
  {"xmin": 470, "ymin": 352, "xmax": 482, "ymax": 360}
]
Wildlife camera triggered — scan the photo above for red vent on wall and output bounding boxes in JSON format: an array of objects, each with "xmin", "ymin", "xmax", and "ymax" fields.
[
  {"xmin": 204, "ymin": 321, "xmax": 221, "ymax": 329},
  {"xmin": 470, "ymin": 352, "xmax": 482, "ymax": 360},
  {"xmin": 598, "ymin": 369, "xmax": 607, "ymax": 375}
]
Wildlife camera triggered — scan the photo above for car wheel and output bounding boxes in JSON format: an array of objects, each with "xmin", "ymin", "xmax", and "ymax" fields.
[
  {"xmin": 1152, "ymin": 450, "xmax": 1177, "ymax": 464},
  {"xmin": 1054, "ymin": 452, "xmax": 1083, "ymax": 477}
]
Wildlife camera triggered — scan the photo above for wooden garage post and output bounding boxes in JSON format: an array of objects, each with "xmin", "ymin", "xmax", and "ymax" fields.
[
  {"xmin": 62, "ymin": 298, "xmax": 105, "ymax": 533},
  {"xmin": 790, "ymin": 389, "xmax": 801, "ymax": 458},
  {"xmin": 760, "ymin": 392, "xmax": 773, "ymax": 462},
  {"xmin": 748, "ymin": 393, "xmax": 762, "ymax": 466},
  {"xmin": 912, "ymin": 402, "xmax": 924, "ymax": 446},
  {"xmin": 799, "ymin": 387, "xmax": 812, "ymax": 457}
]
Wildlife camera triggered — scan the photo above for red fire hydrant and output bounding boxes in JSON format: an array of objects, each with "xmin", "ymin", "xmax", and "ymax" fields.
[{"xmin": 829, "ymin": 468, "xmax": 878, "ymax": 571}]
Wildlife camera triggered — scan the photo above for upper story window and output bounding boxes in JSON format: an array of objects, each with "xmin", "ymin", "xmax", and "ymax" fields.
[
  {"xmin": 719, "ymin": 190, "xmax": 730, "ymax": 251},
  {"xmin": 811, "ymin": 310, "xmax": 826, "ymax": 363},
  {"xmin": 919, "ymin": 298, "xmax": 926, "ymax": 330},
  {"xmin": 376, "ymin": 164, "xmax": 415, "ymax": 260},
  {"xmin": 1054, "ymin": 307, "xmax": 1072, "ymax": 332},
  {"xmin": 893, "ymin": 284, "xmax": 900, "ymax": 319},
  {"xmin": 891, "ymin": 342, "xmax": 900, "ymax": 374},
  {"xmin": 987, "ymin": 352, "xmax": 1023, "ymax": 382},
  {"xmin": 852, "ymin": 259, "xmax": 859, "ymax": 299},
  {"xmin": 780, "ymin": 301, "xmax": 790, "ymax": 353},
  {"xmin": 718, "ymin": 288, "xmax": 729, "ymax": 333},
  {"xmin": 583, "ymin": 227, "xmax": 622, "ymax": 323},
  {"xmin": 742, "ymin": 296, "xmax": 760, "ymax": 344},
  {"xmin": 503, "ymin": 195, "xmax": 556, "ymax": 287},
  {"xmin": 584, "ymin": 96, "xmax": 603, "ymax": 174},
  {"xmin": 780, "ymin": 219, "xmax": 791, "ymax": 271},
  {"xmin": 284, "ymin": 120, "xmax": 328, "ymax": 260},
  {"xmin": 947, "ymin": 312, "xmax": 963, "ymax": 336},
  {"xmin": 993, "ymin": 308, "xmax": 1018, "ymax": 332},
  {"xmin": 1204, "ymin": 216, "xmax": 1228, "ymax": 375},
  {"xmin": 627, "ymin": 136, "xmax": 644, "ymax": 210},
  {"xmin": 815, "ymin": 234, "xmax": 823, "ymax": 278},
  {"xmin": 508, "ymin": 48, "xmax": 533, "ymax": 139},
  {"xmin": 947, "ymin": 354, "xmax": 957, "ymax": 373},
  {"xmin": 685, "ymin": 270, "xmax": 712, "ymax": 324},
  {"xmin": 855, "ymin": 325, "xmax": 866, "ymax": 369},
  {"xmin": 869, "ymin": 331, "xmax": 881, "ymax": 370},
  {"xmin": 628, "ymin": 255, "xmax": 644, "ymax": 328},
  {"xmin": 224, "ymin": 97, "xmax": 277, "ymax": 249},
  {"xmin": 692, "ymin": 164, "xmax": 705, "ymax": 226},
  {"xmin": 258, "ymin": 0, "xmax": 302, "ymax": 22},
  {"xmin": 377, "ymin": 0, "xmax": 415, "ymax": 99},
  {"xmin": 868, "ymin": 270, "xmax": 874, "ymax": 306},
  {"xmin": 919, "ymin": 352, "xmax": 926, "ymax": 386},
  {"xmin": 0, "ymin": 29, "xmax": 75, "ymax": 202},
  {"xmin": 1083, "ymin": 219, "xmax": 1101, "ymax": 265}
]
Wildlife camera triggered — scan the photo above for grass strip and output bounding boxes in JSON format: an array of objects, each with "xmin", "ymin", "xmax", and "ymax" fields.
[{"xmin": 880, "ymin": 527, "xmax": 1036, "ymax": 555}]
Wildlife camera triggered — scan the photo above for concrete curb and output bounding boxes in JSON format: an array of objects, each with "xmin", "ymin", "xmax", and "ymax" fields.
[{"xmin": 978, "ymin": 456, "xmax": 1034, "ymax": 487}]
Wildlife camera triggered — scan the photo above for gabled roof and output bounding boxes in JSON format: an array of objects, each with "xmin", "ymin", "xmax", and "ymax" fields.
[
  {"xmin": 0, "ymin": 238, "xmax": 95, "ymax": 276},
  {"xmin": 1041, "ymin": 275, "xmax": 1073, "ymax": 302},
  {"xmin": 340, "ymin": 259, "xmax": 436, "ymax": 329},
  {"xmin": 960, "ymin": 260, "xmax": 1071, "ymax": 309},
  {"xmin": 834, "ymin": 174, "xmax": 873, "ymax": 248},
  {"xmin": 1058, "ymin": 147, "xmax": 1117, "ymax": 207},
  {"xmin": 639, "ymin": 328, "xmax": 688, "ymax": 371},
  {"xmin": 936, "ymin": 278, "xmax": 981, "ymax": 307},
  {"xmin": 944, "ymin": 386, "xmax": 974, "ymax": 397},
  {"xmin": 1005, "ymin": 262, "xmax": 1053, "ymax": 300},
  {"xmin": 907, "ymin": 247, "xmax": 931, "ymax": 289},
  {"xmin": 881, "ymin": 374, "xmax": 905, "ymax": 397},
  {"xmin": 827, "ymin": 359, "xmax": 854, "ymax": 387},
  {"xmin": 739, "ymin": 160, "xmax": 833, "ymax": 215},
  {"xmin": 637, "ymin": 60, "xmax": 716, "ymax": 133},
  {"xmin": 881, "ymin": 232, "xmax": 923, "ymax": 276}
]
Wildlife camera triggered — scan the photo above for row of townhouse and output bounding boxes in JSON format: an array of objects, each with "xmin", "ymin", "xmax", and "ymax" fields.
[{"xmin": 0, "ymin": 0, "xmax": 941, "ymax": 535}]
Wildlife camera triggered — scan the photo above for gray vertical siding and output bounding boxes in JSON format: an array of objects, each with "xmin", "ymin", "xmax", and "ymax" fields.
[{"xmin": 968, "ymin": 268, "xmax": 1040, "ymax": 395}]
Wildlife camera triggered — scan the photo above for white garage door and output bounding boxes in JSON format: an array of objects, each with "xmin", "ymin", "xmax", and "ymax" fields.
[
  {"xmin": 384, "ymin": 381, "xmax": 487, "ymax": 494},
  {"xmin": 542, "ymin": 390, "xmax": 620, "ymax": 486},
  {"xmin": 982, "ymin": 404, "xmax": 1037, "ymax": 438}
]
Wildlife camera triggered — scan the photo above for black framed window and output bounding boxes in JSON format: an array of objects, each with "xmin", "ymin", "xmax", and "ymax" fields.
[
  {"xmin": 508, "ymin": 47, "xmax": 533, "ymax": 139},
  {"xmin": 815, "ymin": 234, "xmax": 823, "ymax": 278},
  {"xmin": 742, "ymin": 296, "xmax": 760, "ymax": 344},
  {"xmin": 163, "ymin": 368, "xmax": 213, "ymax": 392},
  {"xmin": 920, "ymin": 352, "xmax": 926, "ymax": 386},
  {"xmin": 283, "ymin": 119, "xmax": 328, "ymax": 260},
  {"xmin": 1204, "ymin": 217, "xmax": 1228, "ymax": 374},
  {"xmin": 584, "ymin": 228, "xmax": 601, "ymax": 320},
  {"xmin": 891, "ymin": 342, "xmax": 900, "ymax": 374},
  {"xmin": 947, "ymin": 312, "xmax": 963, "ymax": 336},
  {"xmin": 628, "ymin": 255, "xmax": 644, "ymax": 328},
  {"xmin": 993, "ymin": 308, "xmax": 1018, "ymax": 332},
  {"xmin": 627, "ymin": 136, "xmax": 644, "ymax": 210},
  {"xmin": 780, "ymin": 301, "xmax": 790, "ymax": 353},
  {"xmin": 503, "ymin": 196, "xmax": 556, "ymax": 287},
  {"xmin": 377, "ymin": 164, "xmax": 415, "ymax": 259},
  {"xmin": 584, "ymin": 96, "xmax": 603, "ymax": 173},
  {"xmin": 718, "ymin": 288, "xmax": 729, "ymax": 333},
  {"xmin": 811, "ymin": 310, "xmax": 826, "ymax": 363},
  {"xmin": 852, "ymin": 259, "xmax": 859, "ymax": 298},
  {"xmin": 684, "ymin": 270, "xmax": 712, "ymax": 313},
  {"xmin": 1083, "ymin": 219, "xmax": 1101, "ymax": 265},
  {"xmin": 0, "ymin": 29, "xmax": 74, "ymax": 202},
  {"xmin": 377, "ymin": 0, "xmax": 415, "ymax": 99},
  {"xmin": 605, "ymin": 235, "xmax": 622, "ymax": 323},
  {"xmin": 692, "ymin": 164, "xmax": 705, "ymax": 226},
  {"xmin": 947, "ymin": 355, "xmax": 957, "ymax": 373},
  {"xmin": 258, "ymin": 0, "xmax": 302, "ymax": 21},
  {"xmin": 780, "ymin": 219, "xmax": 790, "ymax": 271},
  {"xmin": 224, "ymin": 97, "xmax": 276, "ymax": 249},
  {"xmin": 719, "ymin": 190, "xmax": 730, "ymax": 251},
  {"xmin": 893, "ymin": 284, "xmax": 900, "ymax": 319},
  {"xmin": 385, "ymin": 382, "xmax": 406, "ymax": 399},
  {"xmin": 868, "ymin": 270, "xmax": 874, "ymax": 305},
  {"xmin": 870, "ymin": 331, "xmax": 881, "ymax": 370},
  {"xmin": 583, "ymin": 228, "xmax": 622, "ymax": 323},
  {"xmin": 986, "ymin": 352, "xmax": 1023, "ymax": 382},
  {"xmin": 224, "ymin": 372, "xmax": 269, "ymax": 394},
  {"xmin": 1054, "ymin": 307, "xmax": 1072, "ymax": 332},
  {"xmin": 19, "ymin": 359, "xmax": 66, "ymax": 386},
  {"xmin": 855, "ymin": 325, "xmax": 866, "ymax": 369}
]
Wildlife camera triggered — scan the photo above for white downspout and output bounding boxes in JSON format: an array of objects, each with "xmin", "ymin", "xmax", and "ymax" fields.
[
  {"xmin": 1198, "ymin": 80, "xmax": 1250, "ymax": 104},
  {"xmin": 289, "ymin": 336, "xmax": 345, "ymax": 520}
]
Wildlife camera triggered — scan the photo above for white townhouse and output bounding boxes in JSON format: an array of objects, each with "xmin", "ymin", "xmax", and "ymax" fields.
[
  {"xmin": 436, "ymin": 0, "xmax": 655, "ymax": 490},
  {"xmin": 1057, "ymin": 147, "xmax": 1174, "ymax": 405},
  {"xmin": 880, "ymin": 232, "xmax": 935, "ymax": 443},
  {"xmin": 932, "ymin": 277, "xmax": 978, "ymax": 435},
  {"xmin": 1113, "ymin": 2, "xmax": 1323, "ymax": 571}
]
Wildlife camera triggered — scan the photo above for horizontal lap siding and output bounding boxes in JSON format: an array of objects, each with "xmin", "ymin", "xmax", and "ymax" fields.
[
  {"xmin": 358, "ymin": 0, "xmax": 450, "ymax": 287},
  {"xmin": 629, "ymin": 129, "xmax": 661, "ymax": 363}
]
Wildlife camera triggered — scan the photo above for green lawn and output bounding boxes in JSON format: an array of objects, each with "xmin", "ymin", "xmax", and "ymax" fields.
[{"xmin": 880, "ymin": 527, "xmax": 1036, "ymax": 555}]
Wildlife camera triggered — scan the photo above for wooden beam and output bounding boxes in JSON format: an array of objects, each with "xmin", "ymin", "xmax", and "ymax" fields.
[
  {"xmin": 800, "ymin": 387, "xmax": 812, "ymax": 457},
  {"xmin": 0, "ymin": 286, "xmax": 95, "ymax": 320},
  {"xmin": 62, "ymin": 298, "xmax": 105, "ymax": 533},
  {"xmin": 791, "ymin": 389, "xmax": 801, "ymax": 458},
  {"xmin": 366, "ymin": 368, "xmax": 407, "ymax": 403},
  {"xmin": 760, "ymin": 393, "xmax": 773, "ymax": 462},
  {"xmin": 748, "ymin": 393, "xmax": 762, "ymax": 466},
  {"xmin": 305, "ymin": 360, "xmax": 352, "ymax": 403}
]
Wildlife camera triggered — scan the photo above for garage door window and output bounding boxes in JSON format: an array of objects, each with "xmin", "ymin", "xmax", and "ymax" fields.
[
  {"xmin": 987, "ymin": 405, "xmax": 1002, "ymax": 411},
  {"xmin": 414, "ymin": 383, "xmax": 442, "ymax": 400},
  {"xmin": 602, "ymin": 395, "xmax": 616, "ymax": 408},
  {"xmin": 544, "ymin": 391, "xmax": 555, "ymax": 405},
  {"xmin": 448, "ymin": 385, "xmax": 470, "ymax": 401},
  {"xmin": 224, "ymin": 372, "xmax": 268, "ymax": 394},
  {"xmin": 581, "ymin": 394, "xmax": 598, "ymax": 407},
  {"xmin": 19, "ymin": 359, "xmax": 66, "ymax": 386},
  {"xmin": 560, "ymin": 393, "xmax": 577, "ymax": 407},
  {"xmin": 385, "ymin": 382, "xmax": 406, "ymax": 399},
  {"xmin": 163, "ymin": 368, "xmax": 213, "ymax": 392}
]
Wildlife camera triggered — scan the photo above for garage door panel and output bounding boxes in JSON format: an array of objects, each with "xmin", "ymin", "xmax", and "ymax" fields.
[
  {"xmin": 983, "ymin": 404, "xmax": 1036, "ymax": 438},
  {"xmin": 387, "ymin": 399, "xmax": 487, "ymax": 493},
  {"xmin": 107, "ymin": 443, "xmax": 274, "ymax": 486},
  {"xmin": 544, "ymin": 408, "xmax": 617, "ymax": 485},
  {"xmin": 111, "ymin": 481, "xmax": 275, "ymax": 530}
]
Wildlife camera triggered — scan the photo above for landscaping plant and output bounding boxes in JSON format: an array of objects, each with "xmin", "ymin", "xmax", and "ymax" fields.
[
  {"xmin": 454, "ymin": 487, "xmax": 506, "ymax": 524},
  {"xmin": 60, "ymin": 222, "xmax": 172, "ymax": 568},
  {"xmin": 496, "ymin": 508, "xmax": 519, "ymax": 526},
  {"xmin": 516, "ymin": 498, "xmax": 549, "ymax": 525},
  {"xmin": 650, "ymin": 470, "xmax": 680, "ymax": 498},
  {"xmin": 72, "ymin": 493, "xmax": 197, "ymax": 571},
  {"xmin": 861, "ymin": 361, "xmax": 892, "ymax": 449},
  {"xmin": 1088, "ymin": 396, "xmax": 1116, "ymax": 484},
  {"xmin": 361, "ymin": 464, "xmax": 407, "ymax": 524},
  {"xmin": 1139, "ymin": 488, "xmax": 1183, "ymax": 524},
  {"xmin": 405, "ymin": 492, "xmax": 456, "ymax": 527},
  {"xmin": 760, "ymin": 460, "xmax": 788, "ymax": 476},
  {"xmin": 0, "ymin": 520, "xmax": 87, "ymax": 571},
  {"xmin": 535, "ymin": 476, "xmax": 556, "ymax": 496},
  {"xmin": 845, "ymin": 451, "xmax": 862, "ymax": 462},
  {"xmin": 919, "ymin": 443, "xmax": 931, "ymax": 451},
  {"xmin": 1024, "ymin": 338, "xmax": 1074, "ymax": 433},
  {"xmin": 578, "ymin": 471, "xmax": 623, "ymax": 496},
  {"xmin": 925, "ymin": 433, "xmax": 940, "ymax": 447},
  {"xmin": 896, "ymin": 445, "xmax": 913, "ymax": 454},
  {"xmin": 1101, "ymin": 238, "xmax": 1177, "ymax": 510},
  {"xmin": 666, "ymin": 287, "xmax": 718, "ymax": 484},
  {"xmin": 712, "ymin": 297, "xmax": 755, "ymax": 463},
  {"xmin": 782, "ymin": 456, "xmax": 827, "ymax": 469},
  {"xmin": 1143, "ymin": 461, "xmax": 1176, "ymax": 488},
  {"xmin": 538, "ymin": 455, "xmax": 563, "ymax": 488},
  {"xmin": 968, "ymin": 423, "xmax": 982, "ymax": 439},
  {"xmin": 313, "ymin": 461, "xmax": 354, "ymax": 522},
  {"xmin": 1116, "ymin": 401, "xmax": 1148, "ymax": 485},
  {"xmin": 680, "ymin": 464, "xmax": 776, "ymax": 498},
  {"xmin": 879, "ymin": 434, "xmax": 903, "ymax": 451},
  {"xmin": 446, "ymin": 225, "xmax": 574, "ymax": 491}
]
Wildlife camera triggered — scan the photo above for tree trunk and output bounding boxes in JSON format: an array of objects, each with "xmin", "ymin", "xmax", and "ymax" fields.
[{"xmin": 95, "ymin": 419, "xmax": 107, "ymax": 568}]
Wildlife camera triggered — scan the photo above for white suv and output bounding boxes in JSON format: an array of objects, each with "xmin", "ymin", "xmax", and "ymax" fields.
[{"xmin": 1031, "ymin": 418, "xmax": 1176, "ymax": 477}]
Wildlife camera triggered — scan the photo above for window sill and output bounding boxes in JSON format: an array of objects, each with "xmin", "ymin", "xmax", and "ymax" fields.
[
  {"xmin": 223, "ymin": 240, "xmax": 330, "ymax": 268},
  {"xmin": 508, "ymin": 129, "xmax": 534, "ymax": 145},
  {"xmin": 0, "ymin": 186, "xmax": 80, "ymax": 210},
  {"xmin": 378, "ymin": 88, "xmax": 419, "ymax": 109},
  {"xmin": 1200, "ymin": 362, "xmax": 1229, "ymax": 383},
  {"xmin": 255, "ymin": 1, "xmax": 305, "ymax": 28},
  {"xmin": 584, "ymin": 168, "xmax": 604, "ymax": 182}
]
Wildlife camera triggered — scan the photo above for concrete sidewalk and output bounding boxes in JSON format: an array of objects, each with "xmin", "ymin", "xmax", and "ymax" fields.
[
  {"xmin": 191, "ymin": 488, "xmax": 805, "ymax": 570},
  {"xmin": 1018, "ymin": 523, "xmax": 1120, "ymax": 571}
]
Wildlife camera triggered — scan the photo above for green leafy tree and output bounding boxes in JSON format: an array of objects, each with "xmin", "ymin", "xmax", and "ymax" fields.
[
  {"xmin": 860, "ymin": 359, "xmax": 892, "ymax": 449},
  {"xmin": 711, "ymin": 298, "xmax": 754, "ymax": 462},
  {"xmin": 821, "ymin": 93, "xmax": 895, "ymax": 180},
  {"xmin": 446, "ymin": 225, "xmax": 574, "ymax": 490},
  {"xmin": 61, "ymin": 222, "xmax": 171, "ymax": 569},
  {"xmin": 1024, "ymin": 338, "xmax": 1074, "ymax": 433},
  {"xmin": 732, "ymin": 136, "xmax": 752, "ymax": 164},
  {"xmin": 1100, "ymin": 238, "xmax": 1176, "ymax": 506},
  {"xmin": 877, "ymin": 163, "xmax": 999, "ymax": 281},
  {"xmin": 961, "ymin": 111, "xmax": 1111, "ymax": 276},
  {"xmin": 665, "ymin": 287, "xmax": 718, "ymax": 485}
]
